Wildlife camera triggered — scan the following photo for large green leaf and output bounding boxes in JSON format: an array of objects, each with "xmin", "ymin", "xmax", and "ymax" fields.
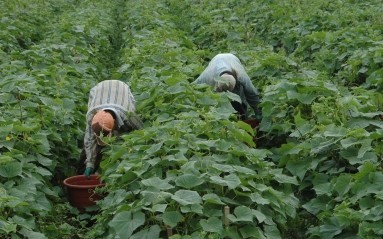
[
  {"xmin": 171, "ymin": 190, "xmax": 202, "ymax": 206},
  {"xmin": 271, "ymin": 169, "xmax": 299, "ymax": 185},
  {"xmin": 239, "ymin": 225, "xmax": 265, "ymax": 239},
  {"xmin": 209, "ymin": 174, "xmax": 241, "ymax": 190},
  {"xmin": 264, "ymin": 225, "xmax": 282, "ymax": 239},
  {"xmin": 303, "ymin": 196, "xmax": 332, "ymax": 215},
  {"xmin": 0, "ymin": 161, "xmax": 22, "ymax": 178},
  {"xmin": 108, "ymin": 211, "xmax": 145, "ymax": 238},
  {"xmin": 250, "ymin": 192, "xmax": 270, "ymax": 205},
  {"xmin": 253, "ymin": 209, "xmax": 267, "ymax": 223},
  {"xmin": 285, "ymin": 159, "xmax": 310, "ymax": 181},
  {"xmin": 20, "ymin": 228, "xmax": 47, "ymax": 239},
  {"xmin": 202, "ymin": 193, "xmax": 225, "ymax": 205},
  {"xmin": 162, "ymin": 211, "xmax": 183, "ymax": 227},
  {"xmin": 130, "ymin": 225, "xmax": 161, "ymax": 239},
  {"xmin": 141, "ymin": 177, "xmax": 174, "ymax": 190},
  {"xmin": 146, "ymin": 142, "xmax": 164, "ymax": 155},
  {"xmin": 199, "ymin": 217, "xmax": 223, "ymax": 233},
  {"xmin": 340, "ymin": 147, "xmax": 378, "ymax": 165},
  {"xmin": 357, "ymin": 139, "xmax": 372, "ymax": 159},
  {"xmin": 0, "ymin": 219, "xmax": 17, "ymax": 234},
  {"xmin": 333, "ymin": 174, "xmax": 352, "ymax": 198},
  {"xmin": 175, "ymin": 174, "xmax": 204, "ymax": 189},
  {"xmin": 314, "ymin": 220, "xmax": 342, "ymax": 239},
  {"xmin": 227, "ymin": 206, "xmax": 253, "ymax": 222}
]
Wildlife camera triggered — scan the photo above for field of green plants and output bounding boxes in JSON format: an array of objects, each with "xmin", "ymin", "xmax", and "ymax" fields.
[{"xmin": 1, "ymin": 0, "xmax": 383, "ymax": 238}]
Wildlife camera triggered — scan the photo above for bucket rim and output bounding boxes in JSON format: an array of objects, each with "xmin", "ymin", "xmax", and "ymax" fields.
[{"xmin": 63, "ymin": 174, "xmax": 105, "ymax": 189}]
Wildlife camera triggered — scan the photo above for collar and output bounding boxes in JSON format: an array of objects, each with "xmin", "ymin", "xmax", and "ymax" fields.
[{"xmin": 219, "ymin": 71, "xmax": 237, "ymax": 80}]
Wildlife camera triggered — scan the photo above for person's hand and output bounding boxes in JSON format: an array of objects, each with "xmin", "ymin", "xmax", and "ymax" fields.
[
  {"xmin": 84, "ymin": 167, "xmax": 94, "ymax": 179},
  {"xmin": 253, "ymin": 109, "xmax": 262, "ymax": 121}
]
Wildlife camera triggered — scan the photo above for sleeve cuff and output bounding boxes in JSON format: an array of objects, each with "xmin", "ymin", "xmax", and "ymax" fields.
[{"xmin": 86, "ymin": 162, "xmax": 94, "ymax": 169}]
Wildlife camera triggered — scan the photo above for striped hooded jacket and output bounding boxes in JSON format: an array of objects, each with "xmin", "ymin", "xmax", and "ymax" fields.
[{"xmin": 84, "ymin": 80, "xmax": 142, "ymax": 169}]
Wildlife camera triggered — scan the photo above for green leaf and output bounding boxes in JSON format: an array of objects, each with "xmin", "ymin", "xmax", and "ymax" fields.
[
  {"xmin": 355, "ymin": 162, "xmax": 376, "ymax": 181},
  {"xmin": 162, "ymin": 211, "xmax": 183, "ymax": 227},
  {"xmin": 0, "ymin": 219, "xmax": 17, "ymax": 234},
  {"xmin": 151, "ymin": 204, "xmax": 167, "ymax": 213},
  {"xmin": 36, "ymin": 155, "xmax": 53, "ymax": 167},
  {"xmin": 141, "ymin": 191, "xmax": 172, "ymax": 205},
  {"xmin": 285, "ymin": 160, "xmax": 309, "ymax": 181},
  {"xmin": 232, "ymin": 130, "xmax": 255, "ymax": 147},
  {"xmin": 0, "ymin": 161, "xmax": 22, "ymax": 178},
  {"xmin": 224, "ymin": 91, "xmax": 242, "ymax": 103},
  {"xmin": 323, "ymin": 125, "xmax": 347, "ymax": 137},
  {"xmin": 20, "ymin": 229, "xmax": 47, "ymax": 239},
  {"xmin": 0, "ymin": 124, "xmax": 13, "ymax": 138},
  {"xmin": 302, "ymin": 196, "xmax": 331, "ymax": 215},
  {"xmin": 168, "ymin": 84, "xmax": 187, "ymax": 95},
  {"xmin": 202, "ymin": 193, "xmax": 225, "ymax": 205},
  {"xmin": 313, "ymin": 182, "xmax": 332, "ymax": 196},
  {"xmin": 253, "ymin": 209, "xmax": 267, "ymax": 223},
  {"xmin": 130, "ymin": 225, "xmax": 161, "ymax": 239},
  {"xmin": 333, "ymin": 174, "xmax": 352, "ymax": 197},
  {"xmin": 210, "ymin": 103, "xmax": 237, "ymax": 119},
  {"xmin": 181, "ymin": 203, "xmax": 203, "ymax": 214},
  {"xmin": 232, "ymin": 166, "xmax": 257, "ymax": 175},
  {"xmin": 175, "ymin": 174, "xmax": 204, "ymax": 189},
  {"xmin": 100, "ymin": 189, "xmax": 129, "ymax": 208},
  {"xmin": 272, "ymin": 170, "xmax": 299, "ymax": 185},
  {"xmin": 32, "ymin": 192, "xmax": 52, "ymax": 211},
  {"xmin": 141, "ymin": 177, "xmax": 174, "ymax": 190},
  {"xmin": 250, "ymin": 192, "xmax": 270, "ymax": 205},
  {"xmin": 156, "ymin": 113, "xmax": 174, "ymax": 123},
  {"xmin": 264, "ymin": 225, "xmax": 281, "ymax": 239},
  {"xmin": 340, "ymin": 137, "xmax": 359, "ymax": 148},
  {"xmin": 34, "ymin": 166, "xmax": 52, "ymax": 177},
  {"xmin": 287, "ymin": 90, "xmax": 317, "ymax": 104},
  {"xmin": 357, "ymin": 139, "xmax": 372, "ymax": 158},
  {"xmin": 197, "ymin": 95, "xmax": 217, "ymax": 106},
  {"xmin": 231, "ymin": 206, "xmax": 253, "ymax": 222},
  {"xmin": 340, "ymin": 148, "xmax": 378, "ymax": 165},
  {"xmin": 199, "ymin": 217, "xmax": 223, "ymax": 233},
  {"xmin": 108, "ymin": 211, "xmax": 145, "ymax": 238},
  {"xmin": 317, "ymin": 220, "xmax": 342, "ymax": 239},
  {"xmin": 239, "ymin": 225, "xmax": 265, "ymax": 239},
  {"xmin": 146, "ymin": 142, "xmax": 163, "ymax": 155},
  {"xmin": 11, "ymin": 215, "xmax": 34, "ymax": 231},
  {"xmin": 0, "ymin": 155, "xmax": 13, "ymax": 164},
  {"xmin": 311, "ymin": 138, "xmax": 337, "ymax": 154},
  {"xmin": 172, "ymin": 190, "xmax": 202, "ymax": 206},
  {"xmin": 210, "ymin": 174, "xmax": 241, "ymax": 190}
]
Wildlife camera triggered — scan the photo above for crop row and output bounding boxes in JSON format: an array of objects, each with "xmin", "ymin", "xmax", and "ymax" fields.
[
  {"xmin": 1, "ymin": 0, "xmax": 383, "ymax": 238},
  {"xmin": 88, "ymin": 1, "xmax": 299, "ymax": 238},
  {"xmin": 0, "ymin": 0, "xmax": 118, "ymax": 237}
]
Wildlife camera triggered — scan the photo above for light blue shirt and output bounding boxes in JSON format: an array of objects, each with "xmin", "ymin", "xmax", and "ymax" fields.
[{"xmin": 193, "ymin": 53, "xmax": 260, "ymax": 113}]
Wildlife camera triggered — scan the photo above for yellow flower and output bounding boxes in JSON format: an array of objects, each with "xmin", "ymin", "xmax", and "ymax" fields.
[{"xmin": 5, "ymin": 136, "xmax": 11, "ymax": 141}]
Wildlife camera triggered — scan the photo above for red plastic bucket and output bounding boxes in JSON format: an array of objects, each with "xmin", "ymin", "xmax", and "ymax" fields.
[
  {"xmin": 63, "ymin": 174, "xmax": 105, "ymax": 209},
  {"xmin": 243, "ymin": 118, "xmax": 259, "ymax": 129}
]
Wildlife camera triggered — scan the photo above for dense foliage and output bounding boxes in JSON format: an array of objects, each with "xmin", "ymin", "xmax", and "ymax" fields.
[{"xmin": 1, "ymin": 0, "xmax": 382, "ymax": 238}]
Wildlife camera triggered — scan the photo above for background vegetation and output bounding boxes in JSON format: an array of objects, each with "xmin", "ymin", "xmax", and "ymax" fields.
[{"xmin": 1, "ymin": 0, "xmax": 382, "ymax": 238}]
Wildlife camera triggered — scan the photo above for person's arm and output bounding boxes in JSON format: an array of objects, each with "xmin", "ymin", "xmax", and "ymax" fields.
[
  {"xmin": 193, "ymin": 67, "xmax": 216, "ymax": 87},
  {"xmin": 125, "ymin": 112, "xmax": 144, "ymax": 131},
  {"xmin": 239, "ymin": 76, "xmax": 261, "ymax": 116},
  {"xmin": 83, "ymin": 122, "xmax": 98, "ymax": 177},
  {"xmin": 192, "ymin": 75, "xmax": 203, "ymax": 84}
]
